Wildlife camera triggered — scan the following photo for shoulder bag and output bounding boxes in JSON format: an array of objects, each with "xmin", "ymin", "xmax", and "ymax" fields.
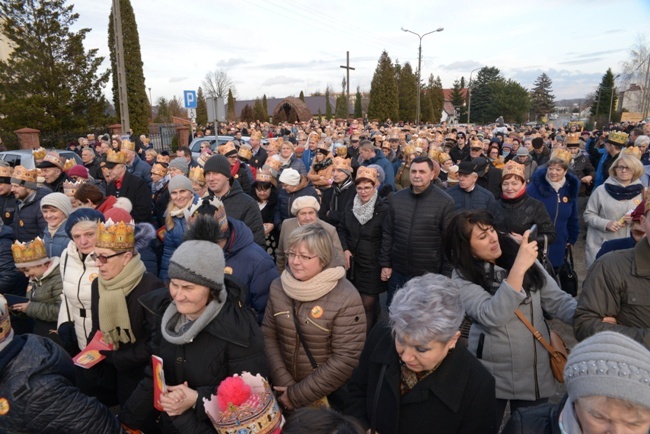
[
  {"xmin": 557, "ymin": 245, "xmax": 578, "ymax": 297},
  {"xmin": 514, "ymin": 309, "xmax": 568, "ymax": 383}
]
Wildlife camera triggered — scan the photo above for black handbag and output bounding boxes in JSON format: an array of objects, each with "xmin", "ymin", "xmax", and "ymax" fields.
[
  {"xmin": 557, "ymin": 245, "xmax": 578, "ymax": 296},
  {"xmin": 540, "ymin": 235, "xmax": 556, "ymax": 280}
]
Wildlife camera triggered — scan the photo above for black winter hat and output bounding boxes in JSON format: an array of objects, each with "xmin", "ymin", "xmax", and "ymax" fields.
[{"xmin": 203, "ymin": 154, "xmax": 231, "ymax": 179}]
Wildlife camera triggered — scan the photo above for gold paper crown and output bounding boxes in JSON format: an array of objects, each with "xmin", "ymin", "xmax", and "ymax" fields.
[
  {"xmin": 437, "ymin": 152, "xmax": 451, "ymax": 164},
  {"xmin": 63, "ymin": 158, "xmax": 76, "ymax": 172},
  {"xmin": 11, "ymin": 165, "xmax": 38, "ymax": 184},
  {"xmin": 403, "ymin": 145, "xmax": 416, "ymax": 157},
  {"xmin": 42, "ymin": 152, "xmax": 63, "ymax": 169},
  {"xmin": 444, "ymin": 133, "xmax": 456, "ymax": 142},
  {"xmin": 316, "ymin": 142, "xmax": 330, "ymax": 153},
  {"xmin": 238, "ymin": 145, "xmax": 252, "ymax": 161},
  {"xmin": 152, "ymin": 162, "xmax": 169, "ymax": 177},
  {"xmin": 32, "ymin": 147, "xmax": 47, "ymax": 160},
  {"xmin": 374, "ymin": 134, "xmax": 384, "ymax": 142},
  {"xmin": 0, "ymin": 164, "xmax": 12, "ymax": 178},
  {"xmin": 502, "ymin": 161, "xmax": 526, "ymax": 181},
  {"xmin": 356, "ymin": 166, "xmax": 379, "ymax": 185},
  {"xmin": 335, "ymin": 146, "xmax": 347, "ymax": 157},
  {"xmin": 63, "ymin": 179, "xmax": 85, "ymax": 194},
  {"xmin": 566, "ymin": 132, "xmax": 581, "ymax": 145},
  {"xmin": 265, "ymin": 140, "xmax": 279, "ymax": 153},
  {"xmin": 428, "ymin": 149, "xmax": 440, "ymax": 161},
  {"xmin": 121, "ymin": 139, "xmax": 136, "ymax": 152},
  {"xmin": 96, "ymin": 220, "xmax": 135, "ymax": 250},
  {"xmin": 255, "ymin": 169, "xmax": 276, "ymax": 185},
  {"xmin": 607, "ymin": 131, "xmax": 629, "ymax": 146},
  {"xmin": 156, "ymin": 154, "xmax": 171, "ymax": 164},
  {"xmin": 263, "ymin": 158, "xmax": 282, "ymax": 173},
  {"xmin": 12, "ymin": 237, "xmax": 48, "ymax": 267},
  {"xmin": 106, "ymin": 149, "xmax": 128, "ymax": 164},
  {"xmin": 189, "ymin": 166, "xmax": 205, "ymax": 183},
  {"xmin": 469, "ymin": 138, "xmax": 483, "ymax": 148},
  {"xmin": 622, "ymin": 146, "xmax": 642, "ymax": 159},
  {"xmin": 551, "ymin": 149, "xmax": 572, "ymax": 164},
  {"xmin": 218, "ymin": 142, "xmax": 238, "ymax": 156},
  {"xmin": 250, "ymin": 131, "xmax": 262, "ymax": 140},
  {"xmin": 332, "ymin": 156, "xmax": 352, "ymax": 172}
]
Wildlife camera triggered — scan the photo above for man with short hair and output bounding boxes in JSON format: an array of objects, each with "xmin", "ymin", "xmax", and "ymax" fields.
[
  {"xmin": 81, "ymin": 147, "xmax": 103, "ymax": 180},
  {"xmin": 10, "ymin": 166, "xmax": 49, "ymax": 242},
  {"xmin": 122, "ymin": 140, "xmax": 152, "ymax": 187},
  {"xmin": 379, "ymin": 156, "xmax": 455, "ymax": 304},
  {"xmin": 249, "ymin": 131, "xmax": 268, "ymax": 169},
  {"xmin": 446, "ymin": 161, "xmax": 496, "ymax": 211},
  {"xmin": 36, "ymin": 152, "xmax": 69, "ymax": 193},
  {"xmin": 177, "ymin": 146, "xmax": 199, "ymax": 169},
  {"xmin": 530, "ymin": 137, "xmax": 550, "ymax": 166},
  {"xmin": 105, "ymin": 151, "xmax": 151, "ymax": 223},
  {"xmin": 594, "ymin": 131, "xmax": 626, "ymax": 188}
]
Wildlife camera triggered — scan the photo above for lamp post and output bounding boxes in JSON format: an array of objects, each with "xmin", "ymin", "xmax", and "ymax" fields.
[
  {"xmin": 467, "ymin": 67, "xmax": 482, "ymax": 124},
  {"xmin": 148, "ymin": 87, "xmax": 153, "ymax": 124},
  {"xmin": 401, "ymin": 27, "xmax": 444, "ymax": 126},
  {"xmin": 608, "ymin": 74, "xmax": 620, "ymax": 124}
]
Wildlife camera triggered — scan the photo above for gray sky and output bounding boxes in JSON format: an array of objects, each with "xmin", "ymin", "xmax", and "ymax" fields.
[{"xmin": 72, "ymin": 0, "xmax": 650, "ymax": 104}]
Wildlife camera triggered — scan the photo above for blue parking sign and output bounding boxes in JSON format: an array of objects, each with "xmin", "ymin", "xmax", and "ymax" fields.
[{"xmin": 183, "ymin": 90, "xmax": 197, "ymax": 109}]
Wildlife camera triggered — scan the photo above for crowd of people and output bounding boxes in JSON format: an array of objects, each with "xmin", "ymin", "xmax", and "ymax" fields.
[{"xmin": 1, "ymin": 117, "xmax": 650, "ymax": 433}]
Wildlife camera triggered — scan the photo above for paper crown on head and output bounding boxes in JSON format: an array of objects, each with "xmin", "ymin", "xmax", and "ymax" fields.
[
  {"xmin": 621, "ymin": 146, "xmax": 642, "ymax": 159},
  {"xmin": 607, "ymin": 131, "xmax": 629, "ymax": 147},
  {"xmin": 551, "ymin": 148, "xmax": 572, "ymax": 164},
  {"xmin": 203, "ymin": 372, "xmax": 283, "ymax": 434},
  {"xmin": 265, "ymin": 139, "xmax": 280, "ymax": 153},
  {"xmin": 11, "ymin": 165, "xmax": 38, "ymax": 184},
  {"xmin": 0, "ymin": 164, "xmax": 12, "ymax": 178},
  {"xmin": 444, "ymin": 133, "xmax": 457, "ymax": 142},
  {"xmin": 356, "ymin": 166, "xmax": 379, "ymax": 185},
  {"xmin": 332, "ymin": 156, "xmax": 352, "ymax": 172},
  {"xmin": 403, "ymin": 145, "xmax": 416, "ymax": 157},
  {"xmin": 63, "ymin": 158, "xmax": 76, "ymax": 172},
  {"xmin": 106, "ymin": 149, "xmax": 128, "ymax": 164},
  {"xmin": 262, "ymin": 158, "xmax": 282, "ymax": 177},
  {"xmin": 437, "ymin": 152, "xmax": 451, "ymax": 164},
  {"xmin": 255, "ymin": 169, "xmax": 276, "ymax": 186},
  {"xmin": 316, "ymin": 142, "xmax": 330, "ymax": 154},
  {"xmin": 189, "ymin": 166, "xmax": 205, "ymax": 183},
  {"xmin": 157, "ymin": 154, "xmax": 171, "ymax": 164},
  {"xmin": 218, "ymin": 142, "xmax": 238, "ymax": 157},
  {"xmin": 63, "ymin": 179, "xmax": 85, "ymax": 195},
  {"xmin": 428, "ymin": 148, "xmax": 440, "ymax": 161},
  {"xmin": 32, "ymin": 147, "xmax": 47, "ymax": 161},
  {"xmin": 185, "ymin": 197, "xmax": 228, "ymax": 234},
  {"xmin": 502, "ymin": 160, "xmax": 526, "ymax": 181},
  {"xmin": 152, "ymin": 162, "xmax": 169, "ymax": 177},
  {"xmin": 120, "ymin": 139, "xmax": 136, "ymax": 152},
  {"xmin": 12, "ymin": 237, "xmax": 49, "ymax": 268},
  {"xmin": 250, "ymin": 131, "xmax": 262, "ymax": 140},
  {"xmin": 566, "ymin": 132, "xmax": 581, "ymax": 145},
  {"xmin": 335, "ymin": 145, "xmax": 347, "ymax": 157},
  {"xmin": 238, "ymin": 144, "xmax": 252, "ymax": 161},
  {"xmin": 503, "ymin": 136, "xmax": 514, "ymax": 145},
  {"xmin": 41, "ymin": 151, "xmax": 64, "ymax": 169},
  {"xmin": 96, "ymin": 219, "xmax": 135, "ymax": 250},
  {"xmin": 469, "ymin": 137, "xmax": 483, "ymax": 148}
]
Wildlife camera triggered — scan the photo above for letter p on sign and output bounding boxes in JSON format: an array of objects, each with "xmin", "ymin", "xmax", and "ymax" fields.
[{"xmin": 183, "ymin": 90, "xmax": 197, "ymax": 109}]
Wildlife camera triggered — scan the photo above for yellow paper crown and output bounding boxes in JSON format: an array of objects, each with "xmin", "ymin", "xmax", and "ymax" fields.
[
  {"xmin": 96, "ymin": 220, "xmax": 134, "ymax": 250},
  {"xmin": 32, "ymin": 147, "xmax": 46, "ymax": 160},
  {"xmin": 356, "ymin": 166, "xmax": 379, "ymax": 185},
  {"xmin": 63, "ymin": 158, "xmax": 76, "ymax": 172},
  {"xmin": 622, "ymin": 146, "xmax": 642, "ymax": 159},
  {"xmin": 263, "ymin": 158, "xmax": 282, "ymax": 173},
  {"xmin": 12, "ymin": 237, "xmax": 48, "ymax": 267},
  {"xmin": 42, "ymin": 152, "xmax": 63, "ymax": 169},
  {"xmin": 551, "ymin": 149, "xmax": 572, "ymax": 164},
  {"xmin": 502, "ymin": 161, "xmax": 526, "ymax": 181},
  {"xmin": 403, "ymin": 145, "xmax": 416, "ymax": 157},
  {"xmin": 428, "ymin": 149, "xmax": 441, "ymax": 161},
  {"xmin": 106, "ymin": 149, "xmax": 128, "ymax": 164},
  {"xmin": 607, "ymin": 131, "xmax": 629, "ymax": 146},
  {"xmin": 316, "ymin": 142, "xmax": 330, "ymax": 153},
  {"xmin": 238, "ymin": 145, "xmax": 252, "ymax": 161},
  {"xmin": 218, "ymin": 142, "xmax": 237, "ymax": 156},
  {"xmin": 437, "ymin": 152, "xmax": 451, "ymax": 164},
  {"xmin": 255, "ymin": 169, "xmax": 275, "ymax": 185},
  {"xmin": 11, "ymin": 165, "xmax": 38, "ymax": 184},
  {"xmin": 469, "ymin": 138, "xmax": 483, "ymax": 148},
  {"xmin": 250, "ymin": 131, "xmax": 262, "ymax": 140},
  {"xmin": 189, "ymin": 166, "xmax": 205, "ymax": 183},
  {"xmin": 332, "ymin": 156, "xmax": 352, "ymax": 172},
  {"xmin": 121, "ymin": 139, "xmax": 136, "ymax": 152},
  {"xmin": 566, "ymin": 132, "xmax": 581, "ymax": 145},
  {"xmin": 0, "ymin": 164, "xmax": 13, "ymax": 178}
]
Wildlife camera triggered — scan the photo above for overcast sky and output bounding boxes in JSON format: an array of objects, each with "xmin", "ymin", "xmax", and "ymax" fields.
[{"xmin": 71, "ymin": 0, "xmax": 650, "ymax": 105}]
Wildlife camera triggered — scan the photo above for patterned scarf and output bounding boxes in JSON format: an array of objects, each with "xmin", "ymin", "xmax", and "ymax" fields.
[{"xmin": 352, "ymin": 190, "xmax": 378, "ymax": 225}]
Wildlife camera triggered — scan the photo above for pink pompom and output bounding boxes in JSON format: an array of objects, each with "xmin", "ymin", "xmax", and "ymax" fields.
[{"xmin": 216, "ymin": 376, "xmax": 252, "ymax": 411}]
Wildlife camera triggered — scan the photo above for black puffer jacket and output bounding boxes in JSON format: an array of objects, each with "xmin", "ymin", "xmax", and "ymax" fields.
[
  {"xmin": 0, "ymin": 334, "xmax": 125, "ymax": 434},
  {"xmin": 13, "ymin": 186, "xmax": 50, "ymax": 242},
  {"xmin": 501, "ymin": 396, "xmax": 565, "ymax": 434},
  {"xmin": 0, "ymin": 193, "xmax": 16, "ymax": 226},
  {"xmin": 0, "ymin": 223, "xmax": 26, "ymax": 294},
  {"xmin": 379, "ymin": 183, "xmax": 455, "ymax": 276},
  {"xmin": 319, "ymin": 180, "xmax": 356, "ymax": 227},
  {"xmin": 338, "ymin": 195, "xmax": 389, "ymax": 295},
  {"xmin": 488, "ymin": 192, "xmax": 556, "ymax": 247},
  {"xmin": 212, "ymin": 179, "xmax": 266, "ymax": 248}
]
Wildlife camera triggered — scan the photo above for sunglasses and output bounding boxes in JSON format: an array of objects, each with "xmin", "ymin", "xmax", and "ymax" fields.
[
  {"xmin": 90, "ymin": 251, "xmax": 127, "ymax": 264},
  {"xmin": 470, "ymin": 147, "xmax": 482, "ymax": 152}
]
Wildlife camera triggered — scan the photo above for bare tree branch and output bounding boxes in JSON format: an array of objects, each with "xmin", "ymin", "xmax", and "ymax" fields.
[{"xmin": 202, "ymin": 69, "xmax": 237, "ymax": 99}]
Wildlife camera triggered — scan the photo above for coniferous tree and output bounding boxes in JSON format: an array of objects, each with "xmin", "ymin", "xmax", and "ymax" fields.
[
  {"xmin": 262, "ymin": 94, "xmax": 269, "ymax": 120},
  {"xmin": 590, "ymin": 68, "xmax": 618, "ymax": 124},
  {"xmin": 154, "ymin": 97, "xmax": 170, "ymax": 123},
  {"xmin": 227, "ymin": 89, "xmax": 236, "ymax": 121},
  {"xmin": 240, "ymin": 104, "xmax": 254, "ymax": 123},
  {"xmin": 299, "ymin": 91, "xmax": 305, "ymax": 102},
  {"xmin": 108, "ymin": 0, "xmax": 149, "ymax": 135},
  {"xmin": 253, "ymin": 98, "xmax": 265, "ymax": 122},
  {"xmin": 368, "ymin": 51, "xmax": 399, "ymax": 121},
  {"xmin": 168, "ymin": 96, "xmax": 186, "ymax": 119},
  {"xmin": 530, "ymin": 73, "xmax": 556, "ymax": 121},
  {"xmin": 420, "ymin": 89, "xmax": 435, "ymax": 123},
  {"xmin": 398, "ymin": 62, "xmax": 418, "ymax": 122},
  {"xmin": 490, "ymin": 79, "xmax": 531, "ymax": 124},
  {"xmin": 325, "ymin": 86, "xmax": 333, "ymax": 120},
  {"xmin": 196, "ymin": 87, "xmax": 208, "ymax": 126},
  {"xmin": 469, "ymin": 67, "xmax": 502, "ymax": 124},
  {"xmin": 450, "ymin": 79, "xmax": 467, "ymax": 120},
  {"xmin": 335, "ymin": 95, "xmax": 348, "ymax": 119},
  {"xmin": 426, "ymin": 74, "xmax": 444, "ymax": 124},
  {"xmin": 0, "ymin": 0, "xmax": 110, "ymax": 140},
  {"xmin": 354, "ymin": 86, "xmax": 363, "ymax": 118}
]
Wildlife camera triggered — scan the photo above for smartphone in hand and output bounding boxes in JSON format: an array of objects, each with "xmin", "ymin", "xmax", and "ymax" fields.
[{"xmin": 528, "ymin": 224, "xmax": 538, "ymax": 243}]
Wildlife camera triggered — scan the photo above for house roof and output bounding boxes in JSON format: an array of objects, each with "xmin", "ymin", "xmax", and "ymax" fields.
[
  {"xmin": 227, "ymin": 95, "xmax": 337, "ymax": 119},
  {"xmin": 442, "ymin": 88, "xmax": 468, "ymax": 102}
]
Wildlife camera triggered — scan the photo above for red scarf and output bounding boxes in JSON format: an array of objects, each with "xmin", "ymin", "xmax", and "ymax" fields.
[{"xmin": 230, "ymin": 160, "xmax": 240, "ymax": 178}]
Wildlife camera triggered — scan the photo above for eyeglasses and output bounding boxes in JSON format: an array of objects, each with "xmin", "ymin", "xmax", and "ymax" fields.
[
  {"xmin": 615, "ymin": 166, "xmax": 630, "ymax": 172},
  {"xmin": 90, "ymin": 251, "xmax": 127, "ymax": 264},
  {"xmin": 470, "ymin": 147, "xmax": 482, "ymax": 152},
  {"xmin": 356, "ymin": 186, "xmax": 374, "ymax": 192},
  {"xmin": 285, "ymin": 251, "xmax": 318, "ymax": 262}
]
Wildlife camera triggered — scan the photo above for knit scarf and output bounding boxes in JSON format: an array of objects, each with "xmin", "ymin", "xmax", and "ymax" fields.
[
  {"xmin": 604, "ymin": 180, "xmax": 644, "ymax": 201},
  {"xmin": 280, "ymin": 266, "xmax": 346, "ymax": 302},
  {"xmin": 161, "ymin": 298, "xmax": 224, "ymax": 345},
  {"xmin": 313, "ymin": 157, "xmax": 333, "ymax": 172},
  {"xmin": 277, "ymin": 154, "xmax": 293, "ymax": 167},
  {"xmin": 97, "ymin": 256, "xmax": 146, "ymax": 348},
  {"xmin": 152, "ymin": 176, "xmax": 169, "ymax": 194},
  {"xmin": 352, "ymin": 190, "xmax": 378, "ymax": 225},
  {"xmin": 169, "ymin": 198, "xmax": 193, "ymax": 218},
  {"xmin": 545, "ymin": 172, "xmax": 566, "ymax": 193},
  {"xmin": 230, "ymin": 160, "xmax": 241, "ymax": 178}
]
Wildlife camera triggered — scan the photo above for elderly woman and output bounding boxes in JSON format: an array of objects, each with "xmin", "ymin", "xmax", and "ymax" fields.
[
  {"xmin": 274, "ymin": 168, "xmax": 320, "ymax": 229},
  {"xmin": 262, "ymin": 224, "xmax": 366, "ymax": 411},
  {"xmin": 160, "ymin": 175, "xmax": 199, "ymax": 281},
  {"xmin": 119, "ymin": 229, "xmax": 267, "ymax": 433},
  {"xmin": 527, "ymin": 152, "xmax": 580, "ymax": 279},
  {"xmin": 584, "ymin": 154, "xmax": 645, "ymax": 268},
  {"xmin": 346, "ymin": 273, "xmax": 497, "ymax": 434},
  {"xmin": 444, "ymin": 209, "xmax": 576, "ymax": 425},
  {"xmin": 73, "ymin": 183, "xmax": 118, "ymax": 214},
  {"xmin": 338, "ymin": 166, "xmax": 388, "ymax": 332},
  {"xmin": 89, "ymin": 207, "xmax": 162, "ymax": 406},
  {"xmin": 57, "ymin": 209, "xmax": 105, "ymax": 354},
  {"xmin": 144, "ymin": 148, "xmax": 158, "ymax": 166},
  {"xmin": 40, "ymin": 192, "xmax": 73, "ymax": 258},
  {"xmin": 307, "ymin": 143, "xmax": 334, "ymax": 191},
  {"xmin": 503, "ymin": 331, "xmax": 650, "ymax": 434},
  {"xmin": 276, "ymin": 195, "xmax": 344, "ymax": 273}
]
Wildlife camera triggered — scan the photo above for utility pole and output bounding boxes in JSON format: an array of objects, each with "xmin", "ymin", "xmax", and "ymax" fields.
[
  {"xmin": 340, "ymin": 51, "xmax": 355, "ymax": 118},
  {"xmin": 112, "ymin": 0, "xmax": 130, "ymax": 133}
]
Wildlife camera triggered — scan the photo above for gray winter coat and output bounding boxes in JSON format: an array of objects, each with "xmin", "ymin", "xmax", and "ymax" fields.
[{"xmin": 453, "ymin": 262, "xmax": 576, "ymax": 401}]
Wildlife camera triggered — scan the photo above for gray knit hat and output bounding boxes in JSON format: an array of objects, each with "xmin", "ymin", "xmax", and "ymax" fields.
[
  {"xmin": 168, "ymin": 175, "xmax": 194, "ymax": 193},
  {"xmin": 40, "ymin": 192, "xmax": 73, "ymax": 217},
  {"xmin": 168, "ymin": 240, "xmax": 225, "ymax": 290},
  {"xmin": 565, "ymin": 331, "xmax": 650, "ymax": 409},
  {"xmin": 169, "ymin": 157, "xmax": 189, "ymax": 176}
]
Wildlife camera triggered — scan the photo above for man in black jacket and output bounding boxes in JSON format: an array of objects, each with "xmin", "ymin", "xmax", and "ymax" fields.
[
  {"xmin": 36, "ymin": 151, "xmax": 69, "ymax": 193},
  {"xmin": 319, "ymin": 156, "xmax": 356, "ymax": 227},
  {"xmin": 105, "ymin": 152, "xmax": 152, "ymax": 223},
  {"xmin": 10, "ymin": 166, "xmax": 49, "ymax": 243},
  {"xmin": 379, "ymin": 156, "xmax": 455, "ymax": 305},
  {"xmin": 81, "ymin": 147, "xmax": 103, "ymax": 180},
  {"xmin": 446, "ymin": 161, "xmax": 496, "ymax": 211},
  {"xmin": 0, "ymin": 162, "xmax": 16, "ymax": 226}
]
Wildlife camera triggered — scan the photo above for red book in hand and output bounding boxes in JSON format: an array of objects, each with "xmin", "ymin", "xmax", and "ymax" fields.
[{"xmin": 72, "ymin": 331, "xmax": 114, "ymax": 369}]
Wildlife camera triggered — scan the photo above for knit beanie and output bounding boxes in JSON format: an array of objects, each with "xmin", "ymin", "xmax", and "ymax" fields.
[
  {"xmin": 291, "ymin": 196, "xmax": 320, "ymax": 215},
  {"xmin": 103, "ymin": 207, "xmax": 133, "ymax": 224},
  {"xmin": 168, "ymin": 240, "xmax": 225, "ymax": 290},
  {"xmin": 65, "ymin": 208, "xmax": 105, "ymax": 238},
  {"xmin": 67, "ymin": 165, "xmax": 89, "ymax": 179},
  {"xmin": 516, "ymin": 147, "xmax": 530, "ymax": 157},
  {"xmin": 565, "ymin": 331, "xmax": 650, "ymax": 409},
  {"xmin": 168, "ymin": 175, "xmax": 194, "ymax": 193},
  {"xmin": 40, "ymin": 192, "xmax": 73, "ymax": 217},
  {"xmin": 278, "ymin": 168, "xmax": 300, "ymax": 186},
  {"xmin": 169, "ymin": 157, "xmax": 189, "ymax": 176},
  {"xmin": 367, "ymin": 164, "xmax": 385, "ymax": 184},
  {"xmin": 0, "ymin": 294, "xmax": 13, "ymax": 352},
  {"xmin": 203, "ymin": 154, "xmax": 232, "ymax": 179}
]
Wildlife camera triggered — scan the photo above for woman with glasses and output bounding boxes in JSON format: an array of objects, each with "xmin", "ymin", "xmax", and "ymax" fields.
[
  {"xmin": 262, "ymin": 224, "xmax": 365, "ymax": 411},
  {"xmin": 338, "ymin": 166, "xmax": 388, "ymax": 333},
  {"xmin": 252, "ymin": 169, "xmax": 279, "ymax": 259},
  {"xmin": 584, "ymin": 154, "xmax": 645, "ymax": 268}
]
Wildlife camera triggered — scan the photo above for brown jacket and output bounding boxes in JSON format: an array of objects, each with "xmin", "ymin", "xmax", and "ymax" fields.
[
  {"xmin": 261, "ymin": 274, "xmax": 366, "ymax": 408},
  {"xmin": 307, "ymin": 156, "xmax": 334, "ymax": 189}
]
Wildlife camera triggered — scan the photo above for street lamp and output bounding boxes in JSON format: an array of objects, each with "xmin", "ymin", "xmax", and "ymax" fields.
[
  {"xmin": 608, "ymin": 74, "xmax": 620, "ymax": 124},
  {"xmin": 467, "ymin": 66, "xmax": 482, "ymax": 124},
  {"xmin": 148, "ymin": 87, "xmax": 153, "ymax": 124},
  {"xmin": 401, "ymin": 26, "xmax": 444, "ymax": 126}
]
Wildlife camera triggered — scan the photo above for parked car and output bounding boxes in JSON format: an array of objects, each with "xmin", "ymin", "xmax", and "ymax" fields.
[
  {"xmin": 189, "ymin": 135, "xmax": 266, "ymax": 159},
  {"xmin": 0, "ymin": 149, "xmax": 83, "ymax": 169}
]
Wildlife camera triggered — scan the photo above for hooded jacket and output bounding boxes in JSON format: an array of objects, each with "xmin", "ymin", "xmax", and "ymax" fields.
[
  {"xmin": 159, "ymin": 194, "xmax": 200, "ymax": 282},
  {"xmin": 273, "ymin": 176, "xmax": 319, "ymax": 229}
]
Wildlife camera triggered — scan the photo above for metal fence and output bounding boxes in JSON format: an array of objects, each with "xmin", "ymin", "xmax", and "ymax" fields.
[{"xmin": 149, "ymin": 124, "xmax": 181, "ymax": 152}]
